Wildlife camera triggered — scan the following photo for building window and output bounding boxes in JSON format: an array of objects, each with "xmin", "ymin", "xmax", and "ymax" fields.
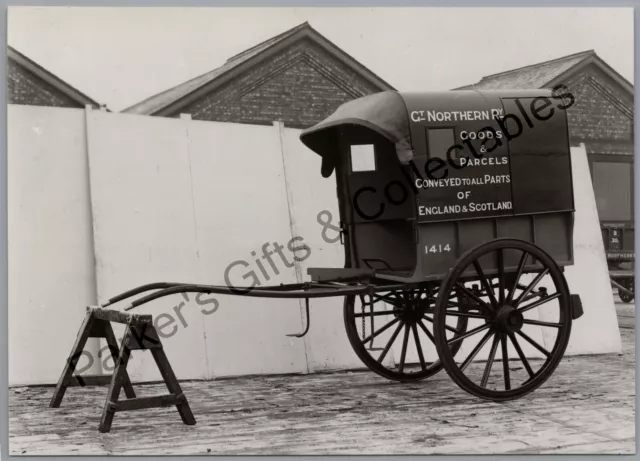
[{"xmin": 591, "ymin": 161, "xmax": 633, "ymax": 221}]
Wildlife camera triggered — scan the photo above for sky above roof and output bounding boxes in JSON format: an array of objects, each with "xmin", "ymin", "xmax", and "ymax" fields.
[{"xmin": 8, "ymin": 7, "xmax": 634, "ymax": 112}]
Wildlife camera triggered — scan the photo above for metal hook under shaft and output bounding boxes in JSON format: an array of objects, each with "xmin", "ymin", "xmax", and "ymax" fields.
[{"xmin": 287, "ymin": 298, "xmax": 311, "ymax": 338}]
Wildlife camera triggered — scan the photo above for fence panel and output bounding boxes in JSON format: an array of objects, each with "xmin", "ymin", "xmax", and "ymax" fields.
[{"xmin": 8, "ymin": 105, "xmax": 100, "ymax": 385}]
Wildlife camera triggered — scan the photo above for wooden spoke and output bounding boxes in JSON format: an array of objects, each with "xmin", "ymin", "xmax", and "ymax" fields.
[
  {"xmin": 498, "ymin": 249, "xmax": 505, "ymax": 305},
  {"xmin": 508, "ymin": 333, "xmax": 535, "ymax": 378},
  {"xmin": 480, "ymin": 333, "xmax": 501, "ymax": 388},
  {"xmin": 518, "ymin": 293, "xmax": 561, "ymax": 314},
  {"xmin": 411, "ymin": 323, "xmax": 427, "ymax": 371},
  {"xmin": 361, "ymin": 317, "xmax": 400, "ymax": 345},
  {"xmin": 455, "ymin": 283, "xmax": 493, "ymax": 315},
  {"xmin": 424, "ymin": 315, "xmax": 461, "ymax": 335},
  {"xmin": 445, "ymin": 311, "xmax": 490, "ymax": 320},
  {"xmin": 417, "ymin": 319, "xmax": 436, "ymax": 345},
  {"xmin": 398, "ymin": 324, "xmax": 411, "ymax": 373},
  {"xmin": 522, "ymin": 319, "xmax": 562, "ymax": 329},
  {"xmin": 519, "ymin": 292, "xmax": 541, "ymax": 304},
  {"xmin": 377, "ymin": 321, "xmax": 404, "ymax": 364},
  {"xmin": 516, "ymin": 331, "xmax": 551, "ymax": 358},
  {"xmin": 448, "ymin": 323, "xmax": 491, "ymax": 346},
  {"xmin": 514, "ymin": 269, "xmax": 550, "ymax": 307},
  {"xmin": 473, "ymin": 260, "xmax": 498, "ymax": 309},
  {"xmin": 507, "ymin": 251, "xmax": 529, "ymax": 304},
  {"xmin": 459, "ymin": 329, "xmax": 494, "ymax": 372},
  {"xmin": 501, "ymin": 334, "xmax": 510, "ymax": 390}
]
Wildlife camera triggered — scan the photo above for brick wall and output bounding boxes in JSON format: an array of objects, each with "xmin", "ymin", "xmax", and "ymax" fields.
[
  {"xmin": 553, "ymin": 65, "xmax": 635, "ymax": 225},
  {"xmin": 174, "ymin": 39, "xmax": 384, "ymax": 128},
  {"xmin": 7, "ymin": 60, "xmax": 83, "ymax": 108},
  {"xmin": 552, "ymin": 65, "xmax": 634, "ymax": 154}
]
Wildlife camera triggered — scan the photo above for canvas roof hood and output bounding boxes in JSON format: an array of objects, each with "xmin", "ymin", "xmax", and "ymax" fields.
[{"xmin": 299, "ymin": 91, "xmax": 414, "ymax": 177}]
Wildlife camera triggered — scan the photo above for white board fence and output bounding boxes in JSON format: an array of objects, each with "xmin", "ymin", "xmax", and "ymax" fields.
[{"xmin": 8, "ymin": 104, "xmax": 622, "ymax": 386}]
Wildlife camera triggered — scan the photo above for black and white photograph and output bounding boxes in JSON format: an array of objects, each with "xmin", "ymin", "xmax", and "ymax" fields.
[{"xmin": 6, "ymin": 6, "xmax": 635, "ymax": 456}]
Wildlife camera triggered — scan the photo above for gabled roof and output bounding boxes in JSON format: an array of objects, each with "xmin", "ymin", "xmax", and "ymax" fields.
[
  {"xmin": 455, "ymin": 50, "xmax": 633, "ymax": 96},
  {"xmin": 8, "ymin": 45, "xmax": 102, "ymax": 108},
  {"xmin": 123, "ymin": 22, "xmax": 395, "ymax": 116}
]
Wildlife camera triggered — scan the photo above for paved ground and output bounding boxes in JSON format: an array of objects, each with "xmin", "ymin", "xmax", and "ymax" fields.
[
  {"xmin": 9, "ymin": 301, "xmax": 636, "ymax": 456},
  {"xmin": 616, "ymin": 295, "xmax": 635, "ymax": 329}
]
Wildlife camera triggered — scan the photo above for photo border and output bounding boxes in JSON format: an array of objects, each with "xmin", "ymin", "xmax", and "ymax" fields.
[{"xmin": 0, "ymin": 2, "xmax": 637, "ymax": 461}]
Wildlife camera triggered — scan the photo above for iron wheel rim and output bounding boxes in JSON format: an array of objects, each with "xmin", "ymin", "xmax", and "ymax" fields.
[
  {"xmin": 619, "ymin": 280, "xmax": 634, "ymax": 303},
  {"xmin": 344, "ymin": 286, "xmax": 468, "ymax": 382}
]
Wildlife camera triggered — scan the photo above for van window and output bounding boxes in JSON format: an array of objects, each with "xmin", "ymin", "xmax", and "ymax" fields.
[
  {"xmin": 427, "ymin": 128, "xmax": 455, "ymax": 160},
  {"xmin": 350, "ymin": 144, "xmax": 376, "ymax": 172}
]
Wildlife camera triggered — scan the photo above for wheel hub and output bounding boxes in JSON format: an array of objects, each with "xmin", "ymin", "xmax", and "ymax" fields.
[
  {"xmin": 494, "ymin": 305, "xmax": 523, "ymax": 334},
  {"xmin": 394, "ymin": 298, "xmax": 430, "ymax": 323}
]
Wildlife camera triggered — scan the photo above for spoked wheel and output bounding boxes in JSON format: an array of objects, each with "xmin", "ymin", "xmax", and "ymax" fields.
[
  {"xmin": 618, "ymin": 279, "xmax": 634, "ymax": 303},
  {"xmin": 433, "ymin": 238, "xmax": 573, "ymax": 401},
  {"xmin": 344, "ymin": 286, "xmax": 468, "ymax": 382}
]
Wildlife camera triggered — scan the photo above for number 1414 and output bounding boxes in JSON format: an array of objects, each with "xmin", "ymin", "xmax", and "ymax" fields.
[{"xmin": 425, "ymin": 244, "xmax": 451, "ymax": 254}]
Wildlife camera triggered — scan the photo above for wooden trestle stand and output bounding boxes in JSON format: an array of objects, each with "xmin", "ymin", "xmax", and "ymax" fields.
[{"xmin": 49, "ymin": 306, "xmax": 196, "ymax": 433}]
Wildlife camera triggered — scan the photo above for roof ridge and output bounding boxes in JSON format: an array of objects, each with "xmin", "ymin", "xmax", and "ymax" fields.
[
  {"xmin": 480, "ymin": 49, "xmax": 595, "ymax": 81},
  {"xmin": 7, "ymin": 44, "xmax": 102, "ymax": 107},
  {"xmin": 125, "ymin": 22, "xmax": 314, "ymax": 112},
  {"xmin": 587, "ymin": 53, "xmax": 634, "ymax": 91},
  {"xmin": 225, "ymin": 21, "xmax": 310, "ymax": 63},
  {"xmin": 123, "ymin": 20, "xmax": 393, "ymax": 115},
  {"xmin": 122, "ymin": 62, "xmax": 226, "ymax": 112}
]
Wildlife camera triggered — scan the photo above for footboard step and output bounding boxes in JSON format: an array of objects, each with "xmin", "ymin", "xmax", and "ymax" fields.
[{"xmin": 49, "ymin": 306, "xmax": 196, "ymax": 433}]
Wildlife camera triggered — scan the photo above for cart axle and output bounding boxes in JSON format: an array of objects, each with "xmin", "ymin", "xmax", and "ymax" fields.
[{"xmin": 495, "ymin": 305, "xmax": 524, "ymax": 334}]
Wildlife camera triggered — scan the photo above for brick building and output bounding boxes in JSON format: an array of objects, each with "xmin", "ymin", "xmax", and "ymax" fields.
[
  {"xmin": 457, "ymin": 50, "xmax": 635, "ymax": 253},
  {"xmin": 7, "ymin": 45, "xmax": 101, "ymax": 109},
  {"xmin": 122, "ymin": 22, "xmax": 394, "ymax": 128}
]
